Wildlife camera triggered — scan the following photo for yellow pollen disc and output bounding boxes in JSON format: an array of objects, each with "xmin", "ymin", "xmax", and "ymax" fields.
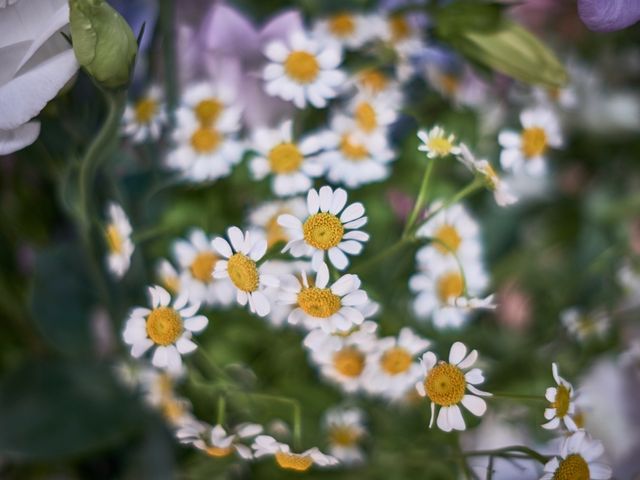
[
  {"xmin": 552, "ymin": 384, "xmax": 571, "ymax": 418},
  {"xmin": 552, "ymin": 454, "xmax": 590, "ymax": 480},
  {"xmin": 189, "ymin": 251, "xmax": 218, "ymax": 283},
  {"xmin": 434, "ymin": 224, "xmax": 462, "ymax": 254},
  {"xmin": 340, "ymin": 134, "xmax": 368, "ymax": 161},
  {"xmin": 268, "ymin": 142, "xmax": 303, "ymax": 174},
  {"xmin": 227, "ymin": 253, "xmax": 259, "ymax": 292},
  {"xmin": 275, "ymin": 452, "xmax": 313, "ymax": 472},
  {"xmin": 521, "ymin": 127, "xmax": 548, "ymax": 158},
  {"xmin": 297, "ymin": 287, "xmax": 342, "ymax": 318},
  {"xmin": 303, "ymin": 212, "xmax": 344, "ymax": 250},
  {"xmin": 333, "ymin": 347, "xmax": 365, "ymax": 377},
  {"xmin": 440, "ymin": 74, "xmax": 460, "ymax": 95},
  {"xmin": 205, "ymin": 446, "xmax": 234, "ymax": 458},
  {"xmin": 284, "ymin": 51, "xmax": 320, "ymax": 84},
  {"xmin": 161, "ymin": 398, "xmax": 186, "ymax": 423},
  {"xmin": 428, "ymin": 137, "xmax": 454, "ymax": 156},
  {"xmin": 195, "ymin": 98, "xmax": 223, "ymax": 127},
  {"xmin": 354, "ymin": 101, "xmax": 377, "ymax": 133},
  {"xmin": 329, "ymin": 426, "xmax": 360, "ymax": 446},
  {"xmin": 134, "ymin": 98, "xmax": 157, "ymax": 124},
  {"xmin": 146, "ymin": 307, "xmax": 183, "ymax": 346},
  {"xmin": 106, "ymin": 224, "xmax": 123, "ymax": 254},
  {"xmin": 359, "ymin": 69, "xmax": 388, "ymax": 94},
  {"xmin": 328, "ymin": 13, "xmax": 356, "ymax": 37},
  {"xmin": 191, "ymin": 127, "xmax": 221, "ymax": 154},
  {"xmin": 389, "ymin": 15, "xmax": 411, "ymax": 41},
  {"xmin": 425, "ymin": 362, "xmax": 467, "ymax": 406},
  {"xmin": 380, "ymin": 347, "xmax": 413, "ymax": 375},
  {"xmin": 436, "ymin": 271, "xmax": 464, "ymax": 303},
  {"xmin": 162, "ymin": 274, "xmax": 180, "ymax": 295}
]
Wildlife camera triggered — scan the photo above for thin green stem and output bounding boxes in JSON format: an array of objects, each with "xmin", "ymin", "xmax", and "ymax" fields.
[
  {"xmin": 462, "ymin": 446, "xmax": 550, "ymax": 465},
  {"xmin": 160, "ymin": 0, "xmax": 178, "ymax": 125},
  {"xmin": 404, "ymin": 158, "xmax": 437, "ymax": 236},
  {"xmin": 490, "ymin": 392, "xmax": 546, "ymax": 401},
  {"xmin": 351, "ymin": 235, "xmax": 417, "ymax": 275},
  {"xmin": 244, "ymin": 392, "xmax": 303, "ymax": 449},
  {"xmin": 217, "ymin": 395, "xmax": 226, "ymax": 426}
]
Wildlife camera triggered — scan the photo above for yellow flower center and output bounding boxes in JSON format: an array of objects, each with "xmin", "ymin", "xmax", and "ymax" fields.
[
  {"xmin": 359, "ymin": 69, "xmax": 388, "ymax": 94},
  {"xmin": 389, "ymin": 15, "xmax": 411, "ymax": 41},
  {"xmin": 303, "ymin": 212, "xmax": 344, "ymax": 250},
  {"xmin": 227, "ymin": 253, "xmax": 259, "ymax": 292},
  {"xmin": 134, "ymin": 98, "xmax": 157, "ymax": 124},
  {"xmin": 265, "ymin": 211, "xmax": 289, "ymax": 247},
  {"xmin": 552, "ymin": 384, "xmax": 571, "ymax": 418},
  {"xmin": 328, "ymin": 13, "xmax": 356, "ymax": 37},
  {"xmin": 162, "ymin": 273, "xmax": 181, "ymax": 294},
  {"xmin": 284, "ymin": 51, "xmax": 320, "ymax": 84},
  {"xmin": 425, "ymin": 362, "xmax": 467, "ymax": 406},
  {"xmin": 436, "ymin": 271, "xmax": 464, "ymax": 303},
  {"xmin": 189, "ymin": 251, "xmax": 218, "ymax": 283},
  {"xmin": 206, "ymin": 446, "xmax": 234, "ymax": 458},
  {"xmin": 275, "ymin": 452, "xmax": 313, "ymax": 472},
  {"xmin": 146, "ymin": 307, "xmax": 183, "ymax": 346},
  {"xmin": 521, "ymin": 127, "xmax": 548, "ymax": 158},
  {"xmin": 106, "ymin": 224, "xmax": 123, "ymax": 254},
  {"xmin": 297, "ymin": 287, "xmax": 342, "ymax": 318},
  {"xmin": 333, "ymin": 347, "xmax": 365, "ymax": 377},
  {"xmin": 340, "ymin": 134, "xmax": 369, "ymax": 161},
  {"xmin": 380, "ymin": 347, "xmax": 413, "ymax": 375},
  {"xmin": 439, "ymin": 73, "xmax": 460, "ymax": 95},
  {"xmin": 481, "ymin": 163, "xmax": 499, "ymax": 190},
  {"xmin": 354, "ymin": 101, "xmax": 377, "ymax": 133},
  {"xmin": 195, "ymin": 98, "xmax": 223, "ymax": 127},
  {"xmin": 161, "ymin": 397, "xmax": 186, "ymax": 424},
  {"xmin": 268, "ymin": 142, "xmax": 303, "ymax": 174},
  {"xmin": 329, "ymin": 426, "xmax": 360, "ymax": 447},
  {"xmin": 191, "ymin": 127, "xmax": 221, "ymax": 154},
  {"xmin": 552, "ymin": 454, "xmax": 590, "ymax": 480},
  {"xmin": 428, "ymin": 136, "xmax": 454, "ymax": 156},
  {"xmin": 434, "ymin": 224, "xmax": 461, "ymax": 254}
]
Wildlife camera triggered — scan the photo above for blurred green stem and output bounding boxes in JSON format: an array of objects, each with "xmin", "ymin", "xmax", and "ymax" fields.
[
  {"xmin": 404, "ymin": 158, "xmax": 437, "ymax": 236},
  {"xmin": 491, "ymin": 392, "xmax": 546, "ymax": 401},
  {"xmin": 462, "ymin": 446, "xmax": 549, "ymax": 464},
  {"xmin": 352, "ymin": 235, "xmax": 419, "ymax": 275},
  {"xmin": 246, "ymin": 393, "xmax": 303, "ymax": 449},
  {"xmin": 217, "ymin": 395, "xmax": 226, "ymax": 425},
  {"xmin": 160, "ymin": 0, "xmax": 177, "ymax": 125}
]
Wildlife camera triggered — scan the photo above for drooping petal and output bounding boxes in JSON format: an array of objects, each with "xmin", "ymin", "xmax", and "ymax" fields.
[{"xmin": 0, "ymin": 121, "xmax": 40, "ymax": 154}]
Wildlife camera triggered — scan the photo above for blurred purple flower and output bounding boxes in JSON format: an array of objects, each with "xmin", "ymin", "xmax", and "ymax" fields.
[
  {"xmin": 177, "ymin": 2, "xmax": 302, "ymax": 127},
  {"xmin": 578, "ymin": 0, "xmax": 640, "ymax": 32}
]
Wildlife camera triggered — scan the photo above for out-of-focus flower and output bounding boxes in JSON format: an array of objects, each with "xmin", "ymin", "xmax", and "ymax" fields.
[
  {"xmin": 323, "ymin": 407, "xmax": 367, "ymax": 465},
  {"xmin": 122, "ymin": 86, "xmax": 166, "ymax": 143},
  {"xmin": 541, "ymin": 431, "xmax": 612, "ymax": 480},
  {"xmin": 313, "ymin": 12, "xmax": 383, "ymax": 50},
  {"xmin": 416, "ymin": 342, "xmax": 491, "ymax": 432},
  {"xmin": 180, "ymin": 81, "xmax": 242, "ymax": 132},
  {"xmin": 177, "ymin": 421, "xmax": 262, "ymax": 460},
  {"xmin": 417, "ymin": 126, "xmax": 461, "ymax": 159},
  {"xmin": 258, "ymin": 259, "xmax": 311, "ymax": 328},
  {"xmin": 561, "ymin": 307, "xmax": 610, "ymax": 342},
  {"xmin": 252, "ymin": 435, "xmax": 338, "ymax": 471},
  {"xmin": 0, "ymin": 0, "xmax": 79, "ymax": 154},
  {"xmin": 104, "ymin": 202, "xmax": 134, "ymax": 279},
  {"xmin": 578, "ymin": 0, "xmax": 640, "ymax": 32},
  {"xmin": 156, "ymin": 259, "xmax": 181, "ymax": 295},
  {"xmin": 138, "ymin": 368, "xmax": 195, "ymax": 427},
  {"xmin": 248, "ymin": 198, "xmax": 307, "ymax": 249},
  {"xmin": 542, "ymin": 363, "xmax": 578, "ymax": 431}
]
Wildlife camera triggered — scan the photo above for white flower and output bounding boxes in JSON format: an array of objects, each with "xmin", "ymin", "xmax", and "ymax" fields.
[
  {"xmin": 212, "ymin": 227, "xmax": 279, "ymax": 317},
  {"xmin": 542, "ymin": 362, "xmax": 578, "ymax": 431},
  {"xmin": 499, "ymin": 107, "xmax": 562, "ymax": 177},
  {"xmin": 541, "ymin": 431, "xmax": 612, "ymax": 480},
  {"xmin": 323, "ymin": 407, "xmax": 367, "ymax": 465},
  {"xmin": 123, "ymin": 286, "xmax": 208, "ymax": 374},
  {"xmin": 320, "ymin": 114, "xmax": 395, "ymax": 188},
  {"xmin": 426, "ymin": 65, "xmax": 488, "ymax": 108},
  {"xmin": 278, "ymin": 262, "xmax": 368, "ymax": 333},
  {"xmin": 457, "ymin": 143, "xmax": 517, "ymax": 207},
  {"xmin": 561, "ymin": 307, "xmax": 610, "ymax": 342},
  {"xmin": 533, "ymin": 84, "xmax": 577, "ymax": 110},
  {"xmin": 252, "ymin": 435, "xmax": 338, "ymax": 471},
  {"xmin": 258, "ymin": 260, "xmax": 312, "ymax": 328},
  {"xmin": 313, "ymin": 12, "xmax": 383, "ymax": 49},
  {"xmin": 250, "ymin": 120, "xmax": 325, "ymax": 196},
  {"xmin": 172, "ymin": 229, "xmax": 235, "ymax": 307},
  {"xmin": 180, "ymin": 81, "xmax": 242, "ymax": 132},
  {"xmin": 177, "ymin": 421, "xmax": 262, "ymax": 460},
  {"xmin": 382, "ymin": 13, "xmax": 424, "ymax": 56},
  {"xmin": 247, "ymin": 197, "xmax": 308, "ymax": 249},
  {"xmin": 417, "ymin": 126, "xmax": 461, "ymax": 159},
  {"xmin": 263, "ymin": 30, "xmax": 346, "ymax": 109},
  {"xmin": 138, "ymin": 367, "xmax": 195, "ymax": 427},
  {"xmin": 350, "ymin": 68, "xmax": 402, "ymax": 101},
  {"xmin": 416, "ymin": 342, "xmax": 491, "ymax": 432},
  {"xmin": 155, "ymin": 259, "xmax": 181, "ymax": 295},
  {"xmin": 348, "ymin": 93, "xmax": 398, "ymax": 135},
  {"xmin": 122, "ymin": 86, "xmax": 166, "ymax": 143},
  {"xmin": 278, "ymin": 186, "xmax": 369, "ymax": 270},
  {"xmin": 104, "ymin": 202, "xmax": 134, "ymax": 279},
  {"xmin": 363, "ymin": 327, "xmax": 431, "ymax": 400},
  {"xmin": 0, "ymin": 0, "xmax": 79, "ymax": 154}
]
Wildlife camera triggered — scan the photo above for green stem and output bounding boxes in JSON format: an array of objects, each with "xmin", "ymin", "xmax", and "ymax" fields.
[
  {"xmin": 217, "ymin": 395, "xmax": 226, "ymax": 426},
  {"xmin": 490, "ymin": 392, "xmax": 546, "ymax": 401},
  {"xmin": 404, "ymin": 158, "xmax": 437, "ymax": 236},
  {"xmin": 160, "ymin": 0, "xmax": 178, "ymax": 125},
  {"xmin": 245, "ymin": 392, "xmax": 303, "ymax": 449},
  {"xmin": 462, "ymin": 446, "xmax": 550, "ymax": 465},
  {"xmin": 352, "ymin": 235, "xmax": 417, "ymax": 275}
]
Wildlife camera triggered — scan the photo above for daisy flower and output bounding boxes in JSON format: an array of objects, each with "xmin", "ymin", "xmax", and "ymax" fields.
[
  {"xmin": 323, "ymin": 407, "xmax": 367, "ymax": 465},
  {"xmin": 250, "ymin": 120, "xmax": 325, "ymax": 196},
  {"xmin": 138, "ymin": 367, "xmax": 195, "ymax": 427},
  {"xmin": 248, "ymin": 197, "xmax": 308, "ymax": 249},
  {"xmin": 259, "ymin": 260, "xmax": 312, "ymax": 328},
  {"xmin": 416, "ymin": 342, "xmax": 491, "ymax": 432},
  {"xmin": 457, "ymin": 143, "xmax": 517, "ymax": 207},
  {"xmin": 278, "ymin": 186, "xmax": 369, "ymax": 270},
  {"xmin": 122, "ymin": 86, "xmax": 165, "ymax": 143},
  {"xmin": 349, "ymin": 93, "xmax": 398, "ymax": 136},
  {"xmin": 172, "ymin": 230, "xmax": 235, "ymax": 307},
  {"xmin": 123, "ymin": 286, "xmax": 208, "ymax": 373},
  {"xmin": 252, "ymin": 435, "xmax": 338, "ymax": 471},
  {"xmin": 263, "ymin": 30, "xmax": 346, "ymax": 109},
  {"xmin": 541, "ymin": 430, "xmax": 612, "ymax": 480},
  {"xmin": 382, "ymin": 13, "xmax": 424, "ymax": 56},
  {"xmin": 363, "ymin": 328, "xmax": 431, "ymax": 400},
  {"xmin": 313, "ymin": 12, "xmax": 382, "ymax": 49},
  {"xmin": 180, "ymin": 81, "xmax": 242, "ymax": 131},
  {"xmin": 177, "ymin": 421, "xmax": 263, "ymax": 460},
  {"xmin": 278, "ymin": 262, "xmax": 368, "ymax": 333},
  {"xmin": 104, "ymin": 202, "xmax": 134, "ymax": 279},
  {"xmin": 155, "ymin": 259, "xmax": 181, "ymax": 295},
  {"xmin": 352, "ymin": 68, "xmax": 401, "ymax": 100},
  {"xmin": 212, "ymin": 227, "xmax": 279, "ymax": 317},
  {"xmin": 417, "ymin": 126, "xmax": 461, "ymax": 159},
  {"xmin": 542, "ymin": 362, "xmax": 579, "ymax": 431},
  {"xmin": 561, "ymin": 307, "xmax": 610, "ymax": 342},
  {"xmin": 499, "ymin": 107, "xmax": 563, "ymax": 176}
]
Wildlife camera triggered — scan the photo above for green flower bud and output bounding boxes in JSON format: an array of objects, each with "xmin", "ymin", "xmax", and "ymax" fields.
[{"xmin": 69, "ymin": 0, "xmax": 138, "ymax": 89}]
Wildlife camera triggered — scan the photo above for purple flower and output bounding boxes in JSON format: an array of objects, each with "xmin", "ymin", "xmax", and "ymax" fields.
[{"xmin": 578, "ymin": 0, "xmax": 640, "ymax": 32}]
